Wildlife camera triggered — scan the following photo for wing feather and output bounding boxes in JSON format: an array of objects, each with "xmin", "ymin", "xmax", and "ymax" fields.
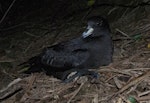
[{"xmin": 41, "ymin": 49, "xmax": 89, "ymax": 68}]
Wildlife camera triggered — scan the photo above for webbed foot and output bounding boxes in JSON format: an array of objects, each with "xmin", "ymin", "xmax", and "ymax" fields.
[{"xmin": 62, "ymin": 69, "xmax": 99, "ymax": 83}]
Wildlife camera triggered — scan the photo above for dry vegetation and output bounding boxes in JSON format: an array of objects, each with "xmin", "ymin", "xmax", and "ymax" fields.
[{"xmin": 0, "ymin": 4, "xmax": 150, "ymax": 103}]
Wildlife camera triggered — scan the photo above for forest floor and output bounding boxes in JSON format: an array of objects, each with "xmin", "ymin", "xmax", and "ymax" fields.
[{"xmin": 0, "ymin": 11, "xmax": 150, "ymax": 103}]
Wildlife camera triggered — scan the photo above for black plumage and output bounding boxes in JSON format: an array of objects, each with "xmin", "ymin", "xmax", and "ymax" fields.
[{"xmin": 19, "ymin": 16, "xmax": 113, "ymax": 82}]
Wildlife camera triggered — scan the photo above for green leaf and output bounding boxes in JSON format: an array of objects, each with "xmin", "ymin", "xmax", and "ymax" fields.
[
  {"xmin": 132, "ymin": 34, "xmax": 142, "ymax": 40},
  {"xmin": 128, "ymin": 96, "xmax": 137, "ymax": 103},
  {"xmin": 87, "ymin": 0, "xmax": 95, "ymax": 6},
  {"xmin": 18, "ymin": 67, "xmax": 30, "ymax": 73}
]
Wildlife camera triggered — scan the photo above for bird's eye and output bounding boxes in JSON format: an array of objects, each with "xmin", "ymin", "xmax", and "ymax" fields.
[
  {"xmin": 96, "ymin": 23, "xmax": 100, "ymax": 25},
  {"xmin": 96, "ymin": 21, "xmax": 102, "ymax": 26}
]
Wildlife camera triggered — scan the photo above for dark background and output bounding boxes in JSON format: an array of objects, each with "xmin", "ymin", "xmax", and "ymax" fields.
[{"xmin": 0, "ymin": 0, "xmax": 150, "ymax": 30}]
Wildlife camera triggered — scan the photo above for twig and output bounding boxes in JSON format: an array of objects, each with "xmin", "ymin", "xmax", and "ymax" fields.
[
  {"xmin": 126, "ymin": 83, "xmax": 138, "ymax": 94},
  {"xmin": 64, "ymin": 2, "xmax": 150, "ymax": 19},
  {"xmin": 67, "ymin": 82, "xmax": 85, "ymax": 103},
  {"xmin": 92, "ymin": 94, "xmax": 98, "ymax": 103},
  {"xmin": 116, "ymin": 70, "xmax": 150, "ymax": 95},
  {"xmin": 82, "ymin": 7, "xmax": 93, "ymax": 20},
  {"xmin": 94, "ymin": 1, "xmax": 150, "ymax": 8},
  {"xmin": 24, "ymin": 31, "xmax": 40, "ymax": 38},
  {"xmin": 0, "ymin": 78, "xmax": 23, "ymax": 102},
  {"xmin": 98, "ymin": 68, "xmax": 132, "ymax": 75},
  {"xmin": 0, "ymin": 0, "xmax": 17, "ymax": 25},
  {"xmin": 0, "ymin": 78, "xmax": 22, "ymax": 93},
  {"xmin": 0, "ymin": 87, "xmax": 22, "ymax": 102},
  {"xmin": 20, "ymin": 74, "xmax": 36, "ymax": 102},
  {"xmin": 113, "ymin": 77, "xmax": 123, "ymax": 89},
  {"xmin": 138, "ymin": 90, "xmax": 150, "ymax": 97},
  {"xmin": 115, "ymin": 28, "xmax": 131, "ymax": 38},
  {"xmin": 56, "ymin": 83, "xmax": 74, "ymax": 94},
  {"xmin": 26, "ymin": 74, "xmax": 36, "ymax": 91},
  {"xmin": 23, "ymin": 43, "xmax": 32, "ymax": 53},
  {"xmin": 125, "ymin": 68, "xmax": 150, "ymax": 72},
  {"xmin": 0, "ymin": 58, "xmax": 15, "ymax": 63},
  {"xmin": 118, "ymin": 94, "xmax": 129, "ymax": 103},
  {"xmin": 137, "ymin": 95, "xmax": 150, "ymax": 101},
  {"xmin": 108, "ymin": 7, "xmax": 117, "ymax": 15},
  {"xmin": 107, "ymin": 71, "xmax": 150, "ymax": 100},
  {"xmin": 0, "ymin": 22, "xmax": 27, "ymax": 31}
]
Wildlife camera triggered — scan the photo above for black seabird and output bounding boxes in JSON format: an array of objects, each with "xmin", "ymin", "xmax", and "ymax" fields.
[{"xmin": 19, "ymin": 16, "xmax": 113, "ymax": 82}]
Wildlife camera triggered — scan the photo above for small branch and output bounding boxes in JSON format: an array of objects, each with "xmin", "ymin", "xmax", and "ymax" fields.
[
  {"xmin": 0, "ymin": 22, "xmax": 27, "ymax": 31},
  {"xmin": 0, "ymin": 0, "xmax": 17, "ymax": 25},
  {"xmin": 94, "ymin": 2, "xmax": 150, "ymax": 8},
  {"xmin": 67, "ymin": 82, "xmax": 85, "ymax": 103},
  {"xmin": 0, "ymin": 78, "xmax": 23, "ymax": 102},
  {"xmin": 116, "ymin": 70, "xmax": 150, "ymax": 94},
  {"xmin": 64, "ymin": 1, "xmax": 150, "ymax": 19},
  {"xmin": 115, "ymin": 28, "xmax": 131, "ymax": 38},
  {"xmin": 24, "ymin": 31, "xmax": 40, "ymax": 38},
  {"xmin": 0, "ymin": 87, "xmax": 22, "ymax": 102},
  {"xmin": 0, "ymin": 78, "xmax": 22, "ymax": 93},
  {"xmin": 138, "ymin": 90, "xmax": 150, "ymax": 97}
]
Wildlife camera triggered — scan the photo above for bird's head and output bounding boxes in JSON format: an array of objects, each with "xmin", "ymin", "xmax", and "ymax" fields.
[{"xmin": 82, "ymin": 16, "xmax": 110, "ymax": 38}]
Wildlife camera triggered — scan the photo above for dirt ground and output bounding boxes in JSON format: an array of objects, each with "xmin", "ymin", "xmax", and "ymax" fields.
[{"xmin": 0, "ymin": 12, "xmax": 150, "ymax": 103}]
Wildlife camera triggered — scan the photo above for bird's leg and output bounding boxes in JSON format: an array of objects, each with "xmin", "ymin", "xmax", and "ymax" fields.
[
  {"xmin": 85, "ymin": 70, "xmax": 100, "ymax": 79},
  {"xmin": 62, "ymin": 69, "xmax": 100, "ymax": 83},
  {"xmin": 61, "ymin": 69, "xmax": 78, "ymax": 82}
]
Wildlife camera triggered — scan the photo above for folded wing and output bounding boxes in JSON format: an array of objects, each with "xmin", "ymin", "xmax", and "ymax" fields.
[{"xmin": 41, "ymin": 48, "xmax": 89, "ymax": 69}]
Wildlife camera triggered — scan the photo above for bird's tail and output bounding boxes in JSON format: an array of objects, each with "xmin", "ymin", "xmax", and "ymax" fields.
[{"xmin": 18, "ymin": 56, "xmax": 43, "ymax": 74}]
